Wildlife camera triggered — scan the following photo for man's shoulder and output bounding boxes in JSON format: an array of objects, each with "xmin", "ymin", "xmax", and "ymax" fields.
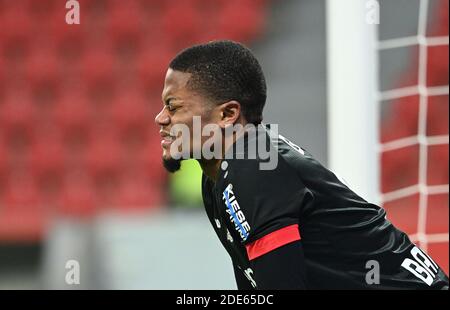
[{"xmin": 221, "ymin": 155, "xmax": 306, "ymax": 201}]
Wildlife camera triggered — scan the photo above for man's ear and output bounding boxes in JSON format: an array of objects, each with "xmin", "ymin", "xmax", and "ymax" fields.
[{"xmin": 218, "ymin": 100, "xmax": 241, "ymax": 129}]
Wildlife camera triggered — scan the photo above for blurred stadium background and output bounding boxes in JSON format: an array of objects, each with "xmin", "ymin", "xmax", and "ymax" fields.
[{"xmin": 0, "ymin": 0, "xmax": 447, "ymax": 289}]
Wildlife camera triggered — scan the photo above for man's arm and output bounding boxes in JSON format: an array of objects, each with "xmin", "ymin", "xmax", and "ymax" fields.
[{"xmin": 248, "ymin": 238, "xmax": 308, "ymax": 289}]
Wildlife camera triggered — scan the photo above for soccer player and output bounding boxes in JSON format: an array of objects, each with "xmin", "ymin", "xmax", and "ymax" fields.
[{"xmin": 155, "ymin": 40, "xmax": 449, "ymax": 289}]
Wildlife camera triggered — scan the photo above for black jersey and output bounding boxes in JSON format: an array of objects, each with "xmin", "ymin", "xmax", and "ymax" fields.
[{"xmin": 201, "ymin": 124, "xmax": 449, "ymax": 289}]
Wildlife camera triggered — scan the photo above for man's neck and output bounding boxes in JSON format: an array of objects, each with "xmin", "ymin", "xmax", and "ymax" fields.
[
  {"xmin": 198, "ymin": 158, "xmax": 222, "ymax": 182},
  {"xmin": 198, "ymin": 123, "xmax": 248, "ymax": 182}
]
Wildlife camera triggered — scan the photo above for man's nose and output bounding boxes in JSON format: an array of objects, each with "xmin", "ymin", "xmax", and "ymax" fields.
[{"xmin": 155, "ymin": 107, "xmax": 170, "ymax": 126}]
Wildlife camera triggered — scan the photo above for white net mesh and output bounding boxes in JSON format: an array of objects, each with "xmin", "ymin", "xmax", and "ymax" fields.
[{"xmin": 377, "ymin": 0, "xmax": 448, "ymax": 267}]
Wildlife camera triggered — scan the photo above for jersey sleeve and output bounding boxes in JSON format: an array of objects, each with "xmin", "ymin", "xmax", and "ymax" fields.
[
  {"xmin": 222, "ymin": 156, "xmax": 313, "ymax": 260},
  {"xmin": 250, "ymin": 239, "xmax": 308, "ymax": 289}
]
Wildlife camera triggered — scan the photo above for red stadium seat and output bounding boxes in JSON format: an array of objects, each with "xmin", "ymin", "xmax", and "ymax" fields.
[
  {"xmin": 53, "ymin": 92, "xmax": 92, "ymax": 139},
  {"xmin": 216, "ymin": 0, "xmax": 267, "ymax": 43},
  {"xmin": 138, "ymin": 0, "xmax": 167, "ymax": 12},
  {"xmin": 137, "ymin": 135, "xmax": 166, "ymax": 181},
  {"xmin": 26, "ymin": 125, "xmax": 64, "ymax": 202},
  {"xmin": 57, "ymin": 172, "xmax": 98, "ymax": 217},
  {"xmin": 427, "ymin": 144, "xmax": 449, "ymax": 186},
  {"xmin": 381, "ymin": 145, "xmax": 420, "ymax": 193},
  {"xmin": 29, "ymin": 129, "xmax": 65, "ymax": 181},
  {"xmin": 0, "ymin": 55, "xmax": 5, "ymax": 96},
  {"xmin": 84, "ymin": 127, "xmax": 124, "ymax": 179},
  {"xmin": 427, "ymin": 95, "xmax": 449, "ymax": 136},
  {"xmin": 0, "ymin": 7, "xmax": 32, "ymax": 61},
  {"xmin": 426, "ymin": 194, "xmax": 449, "ymax": 234},
  {"xmin": 112, "ymin": 174, "xmax": 163, "ymax": 210},
  {"xmin": 78, "ymin": 0, "xmax": 107, "ymax": 12},
  {"xmin": 0, "ymin": 173, "xmax": 46, "ymax": 241},
  {"xmin": 26, "ymin": 0, "xmax": 59, "ymax": 18},
  {"xmin": 2, "ymin": 173, "xmax": 42, "ymax": 210},
  {"xmin": 381, "ymin": 95, "xmax": 420, "ymax": 143},
  {"xmin": 45, "ymin": 13, "xmax": 86, "ymax": 61},
  {"xmin": 109, "ymin": 91, "xmax": 150, "ymax": 133},
  {"xmin": 80, "ymin": 47, "xmax": 116, "ymax": 93},
  {"xmin": 147, "ymin": 91, "xmax": 166, "ymax": 114},
  {"xmin": 192, "ymin": 0, "xmax": 229, "ymax": 9},
  {"xmin": 427, "ymin": 45, "xmax": 449, "ymax": 87},
  {"xmin": 82, "ymin": 124, "xmax": 124, "ymax": 208},
  {"xmin": 24, "ymin": 46, "xmax": 61, "ymax": 94},
  {"xmin": 0, "ymin": 0, "xmax": 26, "ymax": 12},
  {"xmin": 0, "ymin": 136, "xmax": 8, "ymax": 184},
  {"xmin": 106, "ymin": 1, "xmax": 143, "ymax": 52},
  {"xmin": 161, "ymin": 2, "xmax": 203, "ymax": 48},
  {"xmin": 383, "ymin": 194, "xmax": 419, "ymax": 235},
  {"xmin": 427, "ymin": 242, "xmax": 449, "ymax": 277},
  {"xmin": 136, "ymin": 46, "xmax": 174, "ymax": 93},
  {"xmin": 0, "ymin": 91, "xmax": 36, "ymax": 137}
]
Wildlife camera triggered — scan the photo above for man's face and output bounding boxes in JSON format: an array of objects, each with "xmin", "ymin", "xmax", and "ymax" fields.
[{"xmin": 155, "ymin": 69, "xmax": 220, "ymax": 170}]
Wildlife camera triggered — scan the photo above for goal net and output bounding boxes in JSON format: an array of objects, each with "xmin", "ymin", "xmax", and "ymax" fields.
[
  {"xmin": 378, "ymin": 0, "xmax": 448, "ymax": 272},
  {"xmin": 327, "ymin": 0, "xmax": 448, "ymax": 273}
]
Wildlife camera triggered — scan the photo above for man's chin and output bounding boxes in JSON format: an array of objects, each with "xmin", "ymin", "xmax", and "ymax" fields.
[{"xmin": 162, "ymin": 157, "xmax": 182, "ymax": 173}]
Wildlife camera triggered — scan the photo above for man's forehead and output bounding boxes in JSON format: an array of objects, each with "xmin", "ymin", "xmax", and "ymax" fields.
[{"xmin": 162, "ymin": 69, "xmax": 192, "ymax": 98}]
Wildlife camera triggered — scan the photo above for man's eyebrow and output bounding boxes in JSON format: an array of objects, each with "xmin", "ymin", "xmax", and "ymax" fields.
[{"xmin": 164, "ymin": 97, "xmax": 181, "ymax": 105}]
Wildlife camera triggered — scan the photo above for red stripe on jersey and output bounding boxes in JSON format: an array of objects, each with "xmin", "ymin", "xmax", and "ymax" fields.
[{"xmin": 245, "ymin": 224, "xmax": 301, "ymax": 260}]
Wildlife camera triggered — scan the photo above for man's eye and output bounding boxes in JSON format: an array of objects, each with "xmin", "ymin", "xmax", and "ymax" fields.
[{"xmin": 167, "ymin": 105, "xmax": 176, "ymax": 112}]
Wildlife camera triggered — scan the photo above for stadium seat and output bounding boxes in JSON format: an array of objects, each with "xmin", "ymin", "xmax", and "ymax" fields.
[
  {"xmin": 108, "ymin": 90, "xmax": 154, "ymax": 151},
  {"xmin": 0, "ymin": 55, "xmax": 5, "ymax": 97},
  {"xmin": 427, "ymin": 144, "xmax": 449, "ymax": 186},
  {"xmin": 78, "ymin": 0, "xmax": 107, "ymax": 12},
  {"xmin": 84, "ymin": 128, "xmax": 124, "ymax": 179},
  {"xmin": 0, "ymin": 172, "xmax": 46, "ymax": 241},
  {"xmin": 106, "ymin": 2, "xmax": 143, "ymax": 51},
  {"xmin": 381, "ymin": 145, "xmax": 419, "ymax": 193},
  {"xmin": 0, "ymin": 136, "xmax": 8, "ymax": 185},
  {"xmin": 26, "ymin": 0, "xmax": 59, "ymax": 18},
  {"xmin": 426, "ymin": 0, "xmax": 448, "ymax": 37},
  {"xmin": 25, "ymin": 46, "xmax": 60, "ymax": 93},
  {"xmin": 2, "ymin": 173, "xmax": 41, "ymax": 209},
  {"xmin": 381, "ymin": 95, "xmax": 419, "ymax": 143},
  {"xmin": 0, "ymin": 0, "xmax": 26, "ymax": 11},
  {"xmin": 0, "ymin": 91, "xmax": 36, "ymax": 136},
  {"xmin": 57, "ymin": 172, "xmax": 98, "ymax": 217},
  {"xmin": 29, "ymin": 130, "xmax": 65, "ymax": 181},
  {"xmin": 137, "ymin": 135, "xmax": 166, "ymax": 181},
  {"xmin": 109, "ymin": 91, "xmax": 150, "ymax": 133},
  {"xmin": 46, "ymin": 14, "xmax": 86, "ymax": 62},
  {"xmin": 53, "ymin": 92, "xmax": 92, "ymax": 137},
  {"xmin": 426, "ymin": 194, "xmax": 449, "ymax": 234},
  {"xmin": 0, "ymin": 7, "xmax": 31, "ymax": 60},
  {"xmin": 427, "ymin": 95, "xmax": 449, "ymax": 136},
  {"xmin": 80, "ymin": 47, "xmax": 116, "ymax": 93},
  {"xmin": 427, "ymin": 242, "xmax": 449, "ymax": 277},
  {"xmin": 138, "ymin": 0, "xmax": 168, "ymax": 11},
  {"xmin": 161, "ymin": 2, "xmax": 203, "ymax": 48},
  {"xmin": 135, "ymin": 46, "xmax": 174, "ymax": 93},
  {"xmin": 112, "ymin": 174, "xmax": 163, "ymax": 210},
  {"xmin": 427, "ymin": 45, "xmax": 449, "ymax": 87},
  {"xmin": 216, "ymin": 0, "xmax": 266, "ymax": 43},
  {"xmin": 383, "ymin": 194, "xmax": 419, "ymax": 235}
]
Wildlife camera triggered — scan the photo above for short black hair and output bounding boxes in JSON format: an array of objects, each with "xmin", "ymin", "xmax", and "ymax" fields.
[{"xmin": 169, "ymin": 40, "xmax": 267, "ymax": 125}]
